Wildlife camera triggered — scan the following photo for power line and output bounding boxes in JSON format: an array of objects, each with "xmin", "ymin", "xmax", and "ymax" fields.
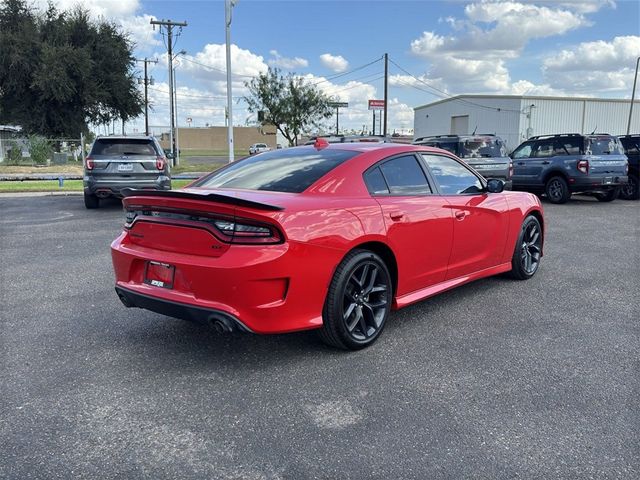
[
  {"xmin": 388, "ymin": 57, "xmax": 522, "ymax": 113},
  {"xmin": 147, "ymin": 86, "xmax": 246, "ymax": 101},
  {"xmin": 311, "ymin": 56, "xmax": 384, "ymax": 86}
]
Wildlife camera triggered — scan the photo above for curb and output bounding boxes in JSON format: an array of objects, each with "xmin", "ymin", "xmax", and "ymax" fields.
[{"xmin": 0, "ymin": 191, "xmax": 84, "ymax": 198}]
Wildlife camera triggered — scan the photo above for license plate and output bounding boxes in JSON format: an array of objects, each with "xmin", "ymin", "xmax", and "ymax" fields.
[
  {"xmin": 603, "ymin": 177, "xmax": 613, "ymax": 185},
  {"xmin": 144, "ymin": 261, "xmax": 175, "ymax": 289},
  {"xmin": 118, "ymin": 163, "xmax": 133, "ymax": 172}
]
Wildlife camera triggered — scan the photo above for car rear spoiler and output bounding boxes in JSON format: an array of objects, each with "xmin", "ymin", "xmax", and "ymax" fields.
[{"xmin": 120, "ymin": 188, "xmax": 284, "ymax": 211}]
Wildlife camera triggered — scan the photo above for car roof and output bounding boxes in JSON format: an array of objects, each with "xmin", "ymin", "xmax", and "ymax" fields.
[
  {"xmin": 95, "ymin": 135, "xmax": 156, "ymax": 141},
  {"xmin": 291, "ymin": 142, "xmax": 438, "ymax": 155}
]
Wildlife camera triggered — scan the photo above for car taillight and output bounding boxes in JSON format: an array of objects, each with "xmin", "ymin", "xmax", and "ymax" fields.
[
  {"xmin": 85, "ymin": 157, "xmax": 94, "ymax": 170},
  {"xmin": 508, "ymin": 160, "xmax": 514, "ymax": 179},
  {"xmin": 577, "ymin": 159, "xmax": 589, "ymax": 174},
  {"xmin": 213, "ymin": 218, "xmax": 282, "ymax": 244},
  {"xmin": 156, "ymin": 157, "xmax": 165, "ymax": 170}
]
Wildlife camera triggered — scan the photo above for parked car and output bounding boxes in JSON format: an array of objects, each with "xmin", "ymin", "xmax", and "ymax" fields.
[
  {"xmin": 112, "ymin": 141, "xmax": 544, "ymax": 350},
  {"xmin": 413, "ymin": 134, "xmax": 512, "ymax": 188},
  {"xmin": 249, "ymin": 143, "xmax": 271, "ymax": 155},
  {"xmin": 618, "ymin": 134, "xmax": 639, "ymax": 200},
  {"xmin": 304, "ymin": 135, "xmax": 393, "ymax": 145},
  {"xmin": 83, "ymin": 136, "xmax": 171, "ymax": 209},
  {"xmin": 510, "ymin": 133, "xmax": 628, "ymax": 204}
]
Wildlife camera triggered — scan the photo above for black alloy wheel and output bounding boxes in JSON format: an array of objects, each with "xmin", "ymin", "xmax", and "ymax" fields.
[
  {"xmin": 508, "ymin": 215, "xmax": 543, "ymax": 280},
  {"xmin": 545, "ymin": 176, "xmax": 570, "ymax": 204},
  {"xmin": 619, "ymin": 177, "xmax": 639, "ymax": 200},
  {"xmin": 320, "ymin": 250, "xmax": 392, "ymax": 350}
]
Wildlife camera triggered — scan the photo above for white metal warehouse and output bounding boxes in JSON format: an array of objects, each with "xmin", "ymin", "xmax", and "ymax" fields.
[{"xmin": 413, "ymin": 95, "xmax": 640, "ymax": 151}]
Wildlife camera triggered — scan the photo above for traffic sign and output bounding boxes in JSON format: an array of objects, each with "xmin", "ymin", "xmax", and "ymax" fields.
[{"xmin": 329, "ymin": 102, "xmax": 349, "ymax": 108}]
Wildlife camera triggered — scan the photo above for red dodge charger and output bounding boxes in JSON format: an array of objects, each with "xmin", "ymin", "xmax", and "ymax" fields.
[{"xmin": 112, "ymin": 141, "xmax": 544, "ymax": 349}]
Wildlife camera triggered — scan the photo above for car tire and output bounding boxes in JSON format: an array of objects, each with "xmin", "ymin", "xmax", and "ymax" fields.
[
  {"xmin": 595, "ymin": 186, "xmax": 620, "ymax": 202},
  {"xmin": 319, "ymin": 249, "xmax": 392, "ymax": 350},
  {"xmin": 619, "ymin": 176, "xmax": 639, "ymax": 200},
  {"xmin": 84, "ymin": 192, "xmax": 100, "ymax": 209},
  {"xmin": 508, "ymin": 215, "xmax": 543, "ymax": 280},
  {"xmin": 545, "ymin": 176, "xmax": 570, "ymax": 204}
]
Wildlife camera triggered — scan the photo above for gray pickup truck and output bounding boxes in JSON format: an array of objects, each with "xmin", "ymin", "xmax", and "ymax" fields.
[
  {"xmin": 83, "ymin": 136, "xmax": 171, "ymax": 209},
  {"xmin": 413, "ymin": 134, "xmax": 512, "ymax": 189},
  {"xmin": 510, "ymin": 133, "xmax": 628, "ymax": 204}
]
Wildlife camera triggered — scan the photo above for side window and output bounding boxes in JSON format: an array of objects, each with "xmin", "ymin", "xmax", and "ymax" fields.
[
  {"xmin": 533, "ymin": 140, "xmax": 555, "ymax": 158},
  {"xmin": 554, "ymin": 138, "xmax": 581, "ymax": 155},
  {"xmin": 377, "ymin": 155, "xmax": 431, "ymax": 195},
  {"xmin": 363, "ymin": 167, "xmax": 389, "ymax": 195},
  {"xmin": 421, "ymin": 154, "xmax": 483, "ymax": 195},
  {"xmin": 512, "ymin": 143, "xmax": 532, "ymax": 159}
]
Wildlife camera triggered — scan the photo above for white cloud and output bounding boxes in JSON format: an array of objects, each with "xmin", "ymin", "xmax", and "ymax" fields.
[
  {"xmin": 541, "ymin": 36, "xmax": 640, "ymax": 93},
  {"xmin": 320, "ymin": 53, "xmax": 349, "ymax": 73},
  {"xmin": 412, "ymin": 2, "xmax": 590, "ymax": 59},
  {"xmin": 268, "ymin": 50, "xmax": 308, "ymax": 70}
]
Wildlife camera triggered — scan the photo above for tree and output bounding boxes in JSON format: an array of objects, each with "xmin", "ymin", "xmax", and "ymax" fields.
[
  {"xmin": 244, "ymin": 68, "xmax": 333, "ymax": 146},
  {"xmin": 0, "ymin": 0, "xmax": 142, "ymax": 137}
]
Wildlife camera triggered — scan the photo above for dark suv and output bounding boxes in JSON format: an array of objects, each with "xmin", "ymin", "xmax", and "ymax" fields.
[
  {"xmin": 618, "ymin": 135, "xmax": 639, "ymax": 200},
  {"xmin": 510, "ymin": 133, "xmax": 628, "ymax": 204},
  {"xmin": 413, "ymin": 134, "xmax": 512, "ymax": 188},
  {"xmin": 83, "ymin": 136, "xmax": 171, "ymax": 209}
]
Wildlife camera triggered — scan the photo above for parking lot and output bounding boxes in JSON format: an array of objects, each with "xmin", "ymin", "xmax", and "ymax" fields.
[{"xmin": 1, "ymin": 194, "xmax": 638, "ymax": 479}]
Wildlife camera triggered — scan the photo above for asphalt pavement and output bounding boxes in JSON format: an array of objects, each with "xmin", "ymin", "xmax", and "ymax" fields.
[{"xmin": 1, "ymin": 194, "xmax": 638, "ymax": 479}]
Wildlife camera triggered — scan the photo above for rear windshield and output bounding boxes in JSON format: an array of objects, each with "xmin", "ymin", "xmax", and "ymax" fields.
[
  {"xmin": 586, "ymin": 136, "xmax": 624, "ymax": 155},
  {"xmin": 91, "ymin": 139, "xmax": 158, "ymax": 156},
  {"xmin": 459, "ymin": 137, "xmax": 506, "ymax": 158},
  {"xmin": 419, "ymin": 141, "xmax": 458, "ymax": 155},
  {"xmin": 195, "ymin": 148, "xmax": 358, "ymax": 193}
]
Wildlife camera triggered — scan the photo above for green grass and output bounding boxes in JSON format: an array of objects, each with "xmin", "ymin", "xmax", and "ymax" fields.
[{"xmin": 0, "ymin": 179, "xmax": 193, "ymax": 193}]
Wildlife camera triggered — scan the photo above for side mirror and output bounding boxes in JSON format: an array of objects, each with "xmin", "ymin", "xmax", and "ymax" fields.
[
  {"xmin": 486, "ymin": 178, "xmax": 504, "ymax": 193},
  {"xmin": 165, "ymin": 152, "xmax": 174, "ymax": 160}
]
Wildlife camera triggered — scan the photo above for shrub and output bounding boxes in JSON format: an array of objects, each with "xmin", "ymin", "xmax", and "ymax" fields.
[{"xmin": 27, "ymin": 135, "xmax": 53, "ymax": 165}]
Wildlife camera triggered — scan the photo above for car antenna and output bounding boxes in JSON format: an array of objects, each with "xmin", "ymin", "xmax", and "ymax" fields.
[
  {"xmin": 472, "ymin": 125, "xmax": 477, "ymax": 135},
  {"xmin": 590, "ymin": 126, "xmax": 597, "ymax": 135}
]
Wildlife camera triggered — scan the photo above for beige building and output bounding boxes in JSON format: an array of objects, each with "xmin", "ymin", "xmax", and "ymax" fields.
[{"xmin": 159, "ymin": 125, "xmax": 277, "ymax": 152}]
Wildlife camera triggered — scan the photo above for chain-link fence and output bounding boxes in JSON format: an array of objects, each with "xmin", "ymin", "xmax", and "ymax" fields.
[{"xmin": 0, "ymin": 132, "xmax": 87, "ymax": 166}]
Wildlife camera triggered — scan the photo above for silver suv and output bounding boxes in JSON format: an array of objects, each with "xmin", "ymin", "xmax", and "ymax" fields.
[
  {"xmin": 83, "ymin": 135, "xmax": 171, "ymax": 209},
  {"xmin": 413, "ymin": 134, "xmax": 512, "ymax": 188}
]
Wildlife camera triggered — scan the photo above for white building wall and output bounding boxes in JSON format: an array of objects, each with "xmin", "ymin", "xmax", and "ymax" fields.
[
  {"xmin": 414, "ymin": 95, "xmax": 640, "ymax": 152},
  {"xmin": 413, "ymin": 97, "xmax": 522, "ymax": 151}
]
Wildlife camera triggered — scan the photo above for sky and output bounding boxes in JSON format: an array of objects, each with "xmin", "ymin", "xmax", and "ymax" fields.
[{"xmin": 35, "ymin": 0, "xmax": 640, "ymax": 135}]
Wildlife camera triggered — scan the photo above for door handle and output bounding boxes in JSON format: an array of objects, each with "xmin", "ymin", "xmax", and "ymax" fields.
[
  {"xmin": 389, "ymin": 212, "xmax": 404, "ymax": 221},
  {"xmin": 542, "ymin": 161, "xmax": 550, "ymax": 165},
  {"xmin": 455, "ymin": 211, "xmax": 467, "ymax": 221},
  {"xmin": 517, "ymin": 162, "xmax": 525, "ymax": 166}
]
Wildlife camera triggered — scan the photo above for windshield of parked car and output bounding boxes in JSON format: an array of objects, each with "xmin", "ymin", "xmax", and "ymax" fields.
[
  {"xmin": 91, "ymin": 139, "xmax": 159, "ymax": 156},
  {"xmin": 586, "ymin": 136, "xmax": 624, "ymax": 155},
  {"xmin": 619, "ymin": 137, "xmax": 639, "ymax": 154},
  {"xmin": 459, "ymin": 137, "xmax": 506, "ymax": 158},
  {"xmin": 194, "ymin": 148, "xmax": 358, "ymax": 193}
]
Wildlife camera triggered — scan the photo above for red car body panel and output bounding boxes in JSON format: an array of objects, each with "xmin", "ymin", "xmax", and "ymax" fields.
[{"xmin": 111, "ymin": 144, "xmax": 543, "ymax": 334}]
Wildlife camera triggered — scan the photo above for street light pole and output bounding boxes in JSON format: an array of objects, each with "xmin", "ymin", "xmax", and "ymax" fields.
[
  {"xmin": 627, "ymin": 56, "xmax": 640, "ymax": 135},
  {"xmin": 225, "ymin": 0, "xmax": 236, "ymax": 163}
]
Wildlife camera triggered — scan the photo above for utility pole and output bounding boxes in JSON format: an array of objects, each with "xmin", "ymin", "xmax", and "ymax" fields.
[
  {"xmin": 372, "ymin": 110, "xmax": 376, "ymax": 135},
  {"xmin": 627, "ymin": 56, "xmax": 640, "ymax": 135},
  {"xmin": 383, "ymin": 53, "xmax": 388, "ymax": 138},
  {"xmin": 225, "ymin": 0, "xmax": 237, "ymax": 163},
  {"xmin": 137, "ymin": 58, "xmax": 158, "ymax": 136},
  {"xmin": 150, "ymin": 19, "xmax": 187, "ymax": 166}
]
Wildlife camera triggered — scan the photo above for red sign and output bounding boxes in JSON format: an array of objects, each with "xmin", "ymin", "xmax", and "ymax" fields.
[{"xmin": 368, "ymin": 99, "xmax": 385, "ymax": 110}]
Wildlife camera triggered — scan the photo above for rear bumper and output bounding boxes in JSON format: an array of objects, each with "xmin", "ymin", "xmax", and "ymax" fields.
[
  {"xmin": 84, "ymin": 176, "xmax": 171, "ymax": 197},
  {"xmin": 111, "ymin": 232, "xmax": 342, "ymax": 334},
  {"xmin": 569, "ymin": 175, "xmax": 628, "ymax": 192},
  {"xmin": 115, "ymin": 286, "xmax": 253, "ymax": 332}
]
